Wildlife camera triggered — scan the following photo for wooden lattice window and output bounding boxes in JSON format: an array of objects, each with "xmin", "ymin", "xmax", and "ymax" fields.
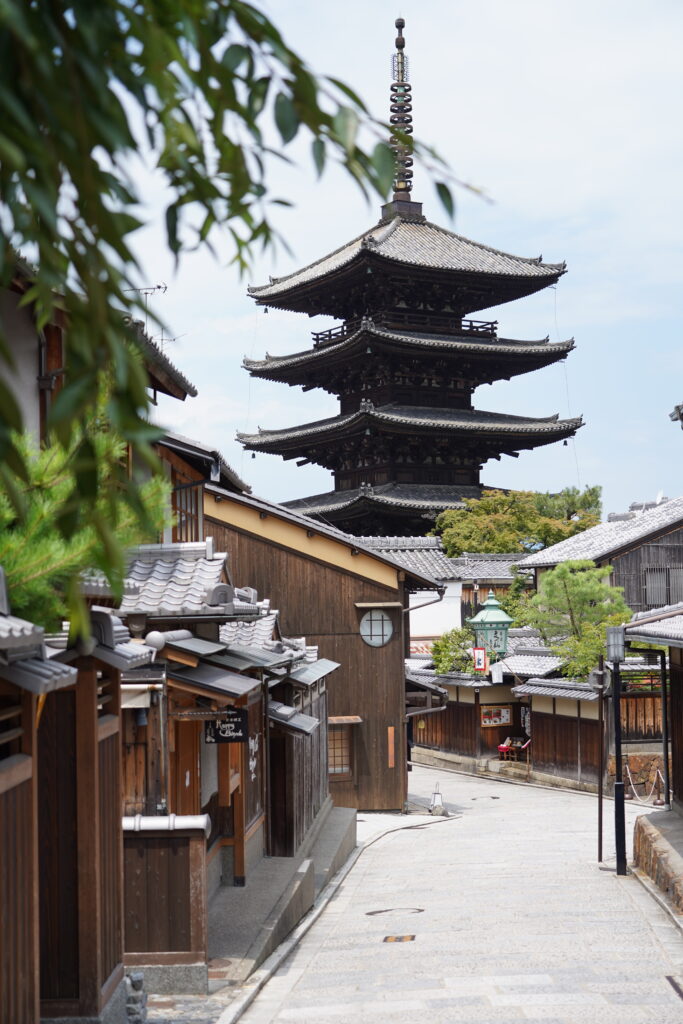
[
  {"xmin": 328, "ymin": 725, "xmax": 352, "ymax": 777},
  {"xmin": 171, "ymin": 468, "xmax": 202, "ymax": 542},
  {"xmin": 645, "ymin": 567, "xmax": 683, "ymax": 608},
  {"xmin": 0, "ymin": 697, "xmax": 23, "ymax": 763}
]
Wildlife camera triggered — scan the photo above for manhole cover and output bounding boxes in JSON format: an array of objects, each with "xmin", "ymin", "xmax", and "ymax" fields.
[{"xmin": 366, "ymin": 907, "xmax": 424, "ymax": 917}]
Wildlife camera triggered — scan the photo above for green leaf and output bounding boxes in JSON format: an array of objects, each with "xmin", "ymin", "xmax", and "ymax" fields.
[
  {"xmin": 274, "ymin": 92, "xmax": 299, "ymax": 144},
  {"xmin": 222, "ymin": 43, "xmax": 249, "ymax": 72},
  {"xmin": 311, "ymin": 138, "xmax": 325, "ymax": 177},
  {"xmin": 74, "ymin": 437, "xmax": 98, "ymax": 499},
  {"xmin": 327, "ymin": 77, "xmax": 369, "ymax": 113},
  {"xmin": 371, "ymin": 142, "xmax": 395, "ymax": 195},
  {"xmin": 333, "ymin": 106, "xmax": 358, "ymax": 155},
  {"xmin": 165, "ymin": 203, "xmax": 180, "ymax": 255},
  {"xmin": 436, "ymin": 181, "xmax": 455, "ymax": 219}
]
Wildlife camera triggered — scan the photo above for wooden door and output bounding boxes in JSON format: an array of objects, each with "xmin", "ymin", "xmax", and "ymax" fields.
[{"xmin": 173, "ymin": 721, "xmax": 200, "ymax": 815}]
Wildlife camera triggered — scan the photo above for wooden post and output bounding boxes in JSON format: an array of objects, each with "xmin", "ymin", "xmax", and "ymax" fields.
[{"xmin": 75, "ymin": 658, "xmax": 102, "ymax": 1017}]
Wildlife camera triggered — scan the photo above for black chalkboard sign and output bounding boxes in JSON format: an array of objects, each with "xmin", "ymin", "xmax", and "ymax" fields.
[{"xmin": 204, "ymin": 709, "xmax": 248, "ymax": 743}]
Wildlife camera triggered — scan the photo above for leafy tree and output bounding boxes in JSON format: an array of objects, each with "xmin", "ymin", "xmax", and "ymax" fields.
[
  {"xmin": 497, "ymin": 566, "xmax": 534, "ymax": 627},
  {"xmin": 434, "ymin": 487, "xmax": 602, "ymax": 557},
  {"xmin": 0, "ymin": 431, "xmax": 168, "ymax": 632},
  {"xmin": 525, "ymin": 560, "xmax": 631, "ymax": 678},
  {"xmin": 431, "ymin": 626, "xmax": 476, "ymax": 675},
  {"xmin": 0, "ymin": 1, "xmax": 456, "ymax": 620}
]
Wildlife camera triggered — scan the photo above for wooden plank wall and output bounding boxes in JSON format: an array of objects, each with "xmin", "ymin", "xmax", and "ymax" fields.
[
  {"xmin": 416, "ymin": 701, "xmax": 477, "ymax": 756},
  {"xmin": 621, "ymin": 693, "xmax": 663, "ymax": 743},
  {"xmin": 124, "ymin": 836, "xmax": 192, "ymax": 953},
  {"xmin": 670, "ymin": 650, "xmax": 683, "ymax": 813},
  {"xmin": 38, "ymin": 690, "xmax": 80, "ymax": 1002},
  {"xmin": 269, "ymin": 689, "xmax": 328, "ymax": 857},
  {"xmin": 610, "ymin": 525, "xmax": 683, "ymax": 612},
  {"xmin": 0, "ymin": 776, "xmax": 35, "ymax": 1024},
  {"xmin": 98, "ymin": 732, "xmax": 121, "ymax": 985},
  {"xmin": 531, "ymin": 710, "xmax": 601, "ymax": 784},
  {"xmin": 206, "ymin": 517, "xmax": 407, "ymax": 811}
]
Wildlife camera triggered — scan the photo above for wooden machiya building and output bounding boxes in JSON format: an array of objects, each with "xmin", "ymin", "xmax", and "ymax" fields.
[
  {"xmin": 238, "ymin": 19, "xmax": 581, "ymax": 537},
  {"xmin": 202, "ymin": 485, "xmax": 443, "ymax": 811},
  {"xmin": 0, "ymin": 577, "xmax": 155, "ymax": 1024},
  {"xmin": 519, "ymin": 494, "xmax": 683, "ymax": 615}
]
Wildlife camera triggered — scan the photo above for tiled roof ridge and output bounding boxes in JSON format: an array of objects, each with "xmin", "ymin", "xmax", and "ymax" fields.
[
  {"xmin": 354, "ymin": 535, "xmax": 443, "ymax": 549},
  {"xmin": 283, "ymin": 482, "xmax": 480, "ymax": 514},
  {"xmin": 519, "ymin": 493, "xmax": 683, "ymax": 567},
  {"xmin": 460, "ymin": 551, "xmax": 521, "ymax": 561}
]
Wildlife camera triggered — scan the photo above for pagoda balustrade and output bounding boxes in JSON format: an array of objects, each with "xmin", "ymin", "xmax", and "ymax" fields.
[{"xmin": 311, "ymin": 314, "xmax": 498, "ymax": 347}]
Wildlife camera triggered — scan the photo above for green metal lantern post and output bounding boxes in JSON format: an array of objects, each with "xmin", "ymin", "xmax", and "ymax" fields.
[{"xmin": 467, "ymin": 590, "xmax": 513, "ymax": 659}]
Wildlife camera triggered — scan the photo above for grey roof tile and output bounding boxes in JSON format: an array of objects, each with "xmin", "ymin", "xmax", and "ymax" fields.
[
  {"xmin": 249, "ymin": 217, "xmax": 564, "ymax": 299},
  {"xmin": 512, "ymin": 677, "xmax": 597, "ymax": 700},
  {"xmin": 0, "ymin": 613, "xmax": 43, "ymax": 650},
  {"xmin": 238, "ymin": 404, "xmax": 582, "ymax": 447},
  {"xmin": 268, "ymin": 700, "xmax": 319, "ymax": 734},
  {"xmin": 498, "ymin": 652, "xmax": 563, "ymax": 677},
  {"xmin": 130, "ymin": 318, "xmax": 198, "ymax": 398},
  {"xmin": 355, "ymin": 536, "xmax": 456, "ymax": 580},
  {"xmin": 285, "ymin": 483, "xmax": 480, "ymax": 516},
  {"xmin": 519, "ymin": 495, "xmax": 683, "ymax": 567},
  {"xmin": 0, "ymin": 656, "xmax": 77, "ymax": 694},
  {"xmin": 244, "ymin": 323, "xmax": 574, "ymax": 375},
  {"xmin": 219, "ymin": 614, "xmax": 278, "ymax": 648},
  {"xmin": 625, "ymin": 601, "xmax": 683, "ymax": 646},
  {"xmin": 450, "ymin": 552, "xmax": 522, "ymax": 581}
]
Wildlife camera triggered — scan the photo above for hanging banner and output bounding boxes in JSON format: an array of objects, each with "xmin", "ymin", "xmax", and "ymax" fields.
[
  {"xmin": 204, "ymin": 708, "xmax": 248, "ymax": 743},
  {"xmin": 473, "ymin": 647, "xmax": 488, "ymax": 672}
]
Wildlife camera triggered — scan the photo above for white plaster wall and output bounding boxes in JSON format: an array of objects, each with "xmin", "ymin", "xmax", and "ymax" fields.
[
  {"xmin": 0, "ymin": 288, "xmax": 40, "ymax": 441},
  {"xmin": 409, "ymin": 581, "xmax": 462, "ymax": 639},
  {"xmin": 200, "ymin": 731, "xmax": 218, "ymax": 805}
]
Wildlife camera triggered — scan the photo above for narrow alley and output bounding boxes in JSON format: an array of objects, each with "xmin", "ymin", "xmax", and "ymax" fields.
[{"xmin": 235, "ymin": 766, "xmax": 683, "ymax": 1024}]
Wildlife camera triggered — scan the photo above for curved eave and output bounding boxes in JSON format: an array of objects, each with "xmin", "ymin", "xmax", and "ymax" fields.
[
  {"xmin": 237, "ymin": 407, "xmax": 583, "ymax": 456},
  {"xmin": 248, "ymin": 216, "xmax": 565, "ymax": 304},
  {"xmin": 248, "ymin": 250, "xmax": 564, "ymax": 316},
  {"xmin": 244, "ymin": 328, "xmax": 575, "ymax": 385},
  {"xmin": 285, "ymin": 489, "xmax": 472, "ymax": 517}
]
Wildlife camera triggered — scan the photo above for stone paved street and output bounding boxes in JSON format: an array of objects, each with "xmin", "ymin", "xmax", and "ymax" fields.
[
  {"xmin": 237, "ymin": 767, "xmax": 683, "ymax": 1024},
  {"xmin": 150, "ymin": 767, "xmax": 683, "ymax": 1023}
]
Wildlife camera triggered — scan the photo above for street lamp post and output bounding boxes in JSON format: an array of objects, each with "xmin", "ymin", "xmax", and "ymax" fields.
[{"xmin": 606, "ymin": 625, "xmax": 627, "ymax": 876}]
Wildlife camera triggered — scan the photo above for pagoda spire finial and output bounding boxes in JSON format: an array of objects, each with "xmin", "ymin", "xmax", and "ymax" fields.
[{"xmin": 389, "ymin": 16, "xmax": 413, "ymax": 200}]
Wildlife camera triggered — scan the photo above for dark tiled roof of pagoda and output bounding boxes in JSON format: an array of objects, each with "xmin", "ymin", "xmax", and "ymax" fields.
[
  {"xmin": 248, "ymin": 216, "xmax": 565, "ymax": 308},
  {"xmin": 285, "ymin": 483, "xmax": 483, "ymax": 516},
  {"xmin": 237, "ymin": 405, "xmax": 583, "ymax": 451},
  {"xmin": 243, "ymin": 323, "xmax": 574, "ymax": 382}
]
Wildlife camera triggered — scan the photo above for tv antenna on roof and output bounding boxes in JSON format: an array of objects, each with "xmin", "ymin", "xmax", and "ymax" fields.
[{"xmin": 123, "ymin": 282, "xmax": 168, "ymax": 331}]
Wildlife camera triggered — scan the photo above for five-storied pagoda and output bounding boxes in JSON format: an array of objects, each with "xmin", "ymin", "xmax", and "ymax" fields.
[{"xmin": 239, "ymin": 19, "xmax": 582, "ymax": 536}]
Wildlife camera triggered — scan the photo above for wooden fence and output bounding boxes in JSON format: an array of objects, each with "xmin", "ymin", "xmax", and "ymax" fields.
[
  {"xmin": 621, "ymin": 692, "xmax": 664, "ymax": 743},
  {"xmin": 123, "ymin": 819, "xmax": 208, "ymax": 968}
]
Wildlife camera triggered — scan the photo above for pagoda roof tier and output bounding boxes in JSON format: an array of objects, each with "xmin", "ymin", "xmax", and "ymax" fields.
[
  {"xmin": 285, "ymin": 482, "xmax": 482, "ymax": 517},
  {"xmin": 237, "ymin": 404, "xmax": 583, "ymax": 461},
  {"xmin": 248, "ymin": 214, "xmax": 566, "ymax": 318},
  {"xmin": 244, "ymin": 322, "xmax": 574, "ymax": 389}
]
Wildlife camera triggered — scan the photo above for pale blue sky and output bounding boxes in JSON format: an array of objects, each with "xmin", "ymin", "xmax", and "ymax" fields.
[{"xmin": 138, "ymin": 0, "xmax": 683, "ymax": 519}]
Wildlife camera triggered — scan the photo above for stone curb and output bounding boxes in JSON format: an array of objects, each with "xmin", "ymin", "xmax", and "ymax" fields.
[{"xmin": 215, "ymin": 814, "xmax": 458, "ymax": 1024}]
